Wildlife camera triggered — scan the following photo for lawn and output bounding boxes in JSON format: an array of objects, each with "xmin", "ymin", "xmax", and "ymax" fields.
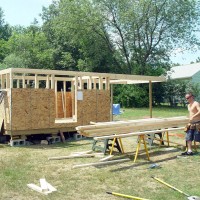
[
  {"xmin": 115, "ymin": 106, "xmax": 188, "ymax": 120},
  {"xmin": 0, "ymin": 106, "xmax": 200, "ymax": 200}
]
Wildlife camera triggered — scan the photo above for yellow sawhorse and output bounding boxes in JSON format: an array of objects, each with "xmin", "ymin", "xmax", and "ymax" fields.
[
  {"xmin": 109, "ymin": 136, "xmax": 124, "ymax": 155},
  {"xmin": 134, "ymin": 135, "xmax": 150, "ymax": 162},
  {"xmin": 109, "ymin": 135, "xmax": 150, "ymax": 162},
  {"xmin": 156, "ymin": 131, "xmax": 197, "ymax": 151}
]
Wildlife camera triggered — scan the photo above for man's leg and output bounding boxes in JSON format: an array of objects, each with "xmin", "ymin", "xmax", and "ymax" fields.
[
  {"xmin": 187, "ymin": 140, "xmax": 192, "ymax": 152},
  {"xmin": 181, "ymin": 129, "xmax": 194, "ymax": 155}
]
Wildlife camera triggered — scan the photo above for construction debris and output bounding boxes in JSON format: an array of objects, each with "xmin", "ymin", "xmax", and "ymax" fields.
[
  {"xmin": 71, "ymin": 150, "xmax": 93, "ymax": 155},
  {"xmin": 27, "ymin": 178, "xmax": 57, "ymax": 195},
  {"xmin": 48, "ymin": 154, "xmax": 95, "ymax": 160},
  {"xmin": 99, "ymin": 155, "xmax": 114, "ymax": 162}
]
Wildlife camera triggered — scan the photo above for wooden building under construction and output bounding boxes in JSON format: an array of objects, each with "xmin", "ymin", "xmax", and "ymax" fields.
[{"xmin": 0, "ymin": 68, "xmax": 165, "ymax": 141}]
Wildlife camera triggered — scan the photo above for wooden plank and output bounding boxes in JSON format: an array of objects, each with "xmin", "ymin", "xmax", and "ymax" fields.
[
  {"xmin": 76, "ymin": 117, "xmax": 188, "ymax": 131},
  {"xmin": 0, "ymin": 68, "xmax": 12, "ymax": 75},
  {"xmin": 74, "ymin": 76, "xmax": 78, "ymax": 120},
  {"xmin": 61, "ymin": 89, "xmax": 65, "ymax": 117},
  {"xmin": 5, "ymin": 127, "xmax": 76, "ymax": 136},
  {"xmin": 110, "ymin": 84, "xmax": 113, "ymax": 121},
  {"xmin": 27, "ymin": 183, "xmax": 51, "ymax": 195},
  {"xmin": 6, "ymin": 73, "xmax": 9, "ymax": 89},
  {"xmin": 39, "ymin": 178, "xmax": 48, "ymax": 192},
  {"xmin": 46, "ymin": 75, "xmax": 50, "ymax": 89},
  {"xmin": 59, "ymin": 131, "xmax": 66, "ymax": 143},
  {"xmin": 12, "ymin": 75, "xmax": 73, "ymax": 82},
  {"xmin": 46, "ymin": 181, "xmax": 57, "ymax": 192},
  {"xmin": 99, "ymin": 155, "xmax": 114, "ymax": 162},
  {"xmin": 71, "ymin": 150, "xmax": 93, "ymax": 155},
  {"xmin": 17, "ymin": 79, "xmax": 19, "ymax": 88},
  {"xmin": 1, "ymin": 74, "xmax": 4, "ymax": 89},
  {"xmin": 10, "ymin": 68, "xmax": 165, "ymax": 82},
  {"xmin": 22, "ymin": 74, "xmax": 25, "ymax": 88},
  {"xmin": 72, "ymin": 158, "xmax": 131, "ymax": 169},
  {"xmin": 48, "ymin": 154, "xmax": 95, "ymax": 160},
  {"xmin": 51, "ymin": 75, "xmax": 55, "ymax": 89},
  {"xmin": 93, "ymin": 78, "xmax": 97, "ymax": 89},
  {"xmin": 149, "ymin": 80, "xmax": 152, "ymax": 118},
  {"xmin": 93, "ymin": 127, "xmax": 185, "ymax": 140},
  {"xmin": 78, "ymin": 118, "xmax": 166, "ymax": 130},
  {"xmin": 34, "ymin": 74, "xmax": 38, "ymax": 89},
  {"xmin": 105, "ymin": 77, "xmax": 110, "ymax": 90},
  {"xmin": 88, "ymin": 76, "xmax": 92, "ymax": 89},
  {"xmin": 10, "ymin": 71, "xmax": 13, "ymax": 88},
  {"xmin": 82, "ymin": 123, "xmax": 186, "ymax": 137},
  {"xmin": 63, "ymin": 81, "xmax": 66, "ymax": 118},
  {"xmin": 55, "ymin": 80, "xmax": 58, "ymax": 118},
  {"xmin": 71, "ymin": 81, "xmax": 75, "ymax": 118},
  {"xmin": 99, "ymin": 77, "xmax": 103, "ymax": 90}
]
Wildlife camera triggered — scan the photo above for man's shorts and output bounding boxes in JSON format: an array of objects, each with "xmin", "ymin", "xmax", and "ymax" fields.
[{"xmin": 186, "ymin": 129, "xmax": 200, "ymax": 142}]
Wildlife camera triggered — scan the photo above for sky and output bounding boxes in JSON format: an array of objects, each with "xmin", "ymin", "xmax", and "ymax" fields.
[
  {"xmin": 0, "ymin": 0, "xmax": 52, "ymax": 26},
  {"xmin": 0, "ymin": 0, "xmax": 200, "ymax": 65},
  {"xmin": 170, "ymin": 47, "xmax": 200, "ymax": 65}
]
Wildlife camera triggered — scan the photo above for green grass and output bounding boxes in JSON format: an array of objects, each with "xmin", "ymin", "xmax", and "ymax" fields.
[
  {"xmin": 0, "ymin": 107, "xmax": 199, "ymax": 200},
  {"xmin": 116, "ymin": 106, "xmax": 188, "ymax": 120}
]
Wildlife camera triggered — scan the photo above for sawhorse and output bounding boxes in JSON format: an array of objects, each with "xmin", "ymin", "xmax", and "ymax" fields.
[
  {"xmin": 109, "ymin": 135, "xmax": 150, "ymax": 162},
  {"xmin": 134, "ymin": 135, "xmax": 150, "ymax": 162},
  {"xmin": 109, "ymin": 137, "xmax": 124, "ymax": 155},
  {"xmin": 92, "ymin": 137, "xmax": 124, "ymax": 154},
  {"xmin": 154, "ymin": 131, "xmax": 198, "ymax": 151}
]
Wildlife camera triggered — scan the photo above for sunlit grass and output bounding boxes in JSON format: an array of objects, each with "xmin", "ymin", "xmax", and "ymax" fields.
[
  {"xmin": 0, "ymin": 107, "xmax": 199, "ymax": 200},
  {"xmin": 115, "ymin": 106, "xmax": 188, "ymax": 120}
]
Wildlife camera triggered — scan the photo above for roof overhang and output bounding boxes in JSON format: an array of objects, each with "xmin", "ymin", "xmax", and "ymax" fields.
[{"xmin": 0, "ymin": 68, "xmax": 166, "ymax": 84}]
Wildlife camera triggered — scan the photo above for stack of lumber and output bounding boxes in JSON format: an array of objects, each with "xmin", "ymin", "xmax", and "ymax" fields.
[{"xmin": 76, "ymin": 116, "xmax": 189, "ymax": 137}]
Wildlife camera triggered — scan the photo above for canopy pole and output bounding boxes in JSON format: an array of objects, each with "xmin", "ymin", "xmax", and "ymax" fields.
[
  {"xmin": 110, "ymin": 84, "xmax": 113, "ymax": 121},
  {"xmin": 149, "ymin": 80, "xmax": 152, "ymax": 118}
]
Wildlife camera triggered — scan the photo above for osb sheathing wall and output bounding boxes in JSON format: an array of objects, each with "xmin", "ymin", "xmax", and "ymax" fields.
[{"xmin": 10, "ymin": 88, "xmax": 110, "ymax": 132}]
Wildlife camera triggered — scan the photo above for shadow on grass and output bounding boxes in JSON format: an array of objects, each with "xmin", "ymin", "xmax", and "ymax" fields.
[
  {"xmin": 16, "ymin": 138, "xmax": 93, "ymax": 150},
  {"xmin": 110, "ymin": 155, "xmax": 178, "ymax": 172}
]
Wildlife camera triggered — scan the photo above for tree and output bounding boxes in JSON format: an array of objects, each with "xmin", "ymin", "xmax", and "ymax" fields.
[
  {"xmin": 39, "ymin": 0, "xmax": 200, "ymax": 107},
  {"xmin": 94, "ymin": 0, "xmax": 200, "ymax": 75},
  {"xmin": 0, "ymin": 8, "xmax": 12, "ymax": 62},
  {"xmin": 0, "ymin": 8, "xmax": 12, "ymax": 41},
  {"xmin": 41, "ymin": 0, "xmax": 120, "ymax": 72},
  {"xmin": 196, "ymin": 57, "xmax": 200, "ymax": 63},
  {"xmin": 4, "ymin": 23, "xmax": 55, "ymax": 70}
]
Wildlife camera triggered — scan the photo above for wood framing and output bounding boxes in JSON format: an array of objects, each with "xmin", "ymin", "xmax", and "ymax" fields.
[{"xmin": 0, "ymin": 68, "xmax": 165, "ymax": 137}]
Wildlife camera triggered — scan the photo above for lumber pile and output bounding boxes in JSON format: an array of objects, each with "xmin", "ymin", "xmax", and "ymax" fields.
[{"xmin": 76, "ymin": 116, "xmax": 189, "ymax": 137}]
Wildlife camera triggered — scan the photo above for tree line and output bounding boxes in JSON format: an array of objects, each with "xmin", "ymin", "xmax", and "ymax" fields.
[{"xmin": 0, "ymin": 0, "xmax": 200, "ymax": 107}]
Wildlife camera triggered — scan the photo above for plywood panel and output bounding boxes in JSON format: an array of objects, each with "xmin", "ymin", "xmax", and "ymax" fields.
[
  {"xmin": 97, "ymin": 90, "xmax": 110, "ymax": 122},
  {"xmin": 81, "ymin": 90, "xmax": 97, "ymax": 125},
  {"xmin": 9, "ymin": 88, "xmax": 111, "ymax": 133},
  {"xmin": 11, "ymin": 89, "xmax": 30, "ymax": 130}
]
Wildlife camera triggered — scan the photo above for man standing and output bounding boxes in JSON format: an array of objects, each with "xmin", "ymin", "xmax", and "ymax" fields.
[{"xmin": 182, "ymin": 92, "xmax": 200, "ymax": 155}]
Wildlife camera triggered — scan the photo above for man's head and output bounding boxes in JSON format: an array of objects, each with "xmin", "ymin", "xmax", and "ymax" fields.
[{"xmin": 185, "ymin": 92, "xmax": 194, "ymax": 102}]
